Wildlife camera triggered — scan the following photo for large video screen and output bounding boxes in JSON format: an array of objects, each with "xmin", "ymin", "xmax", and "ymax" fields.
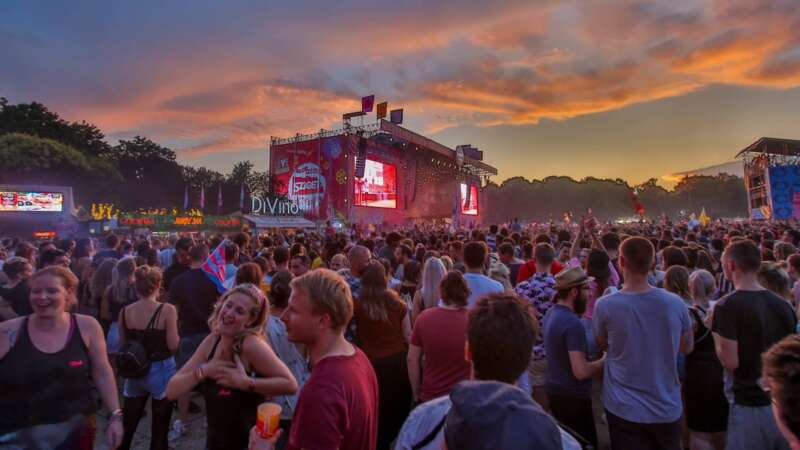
[
  {"xmin": 460, "ymin": 183, "xmax": 478, "ymax": 215},
  {"xmin": 355, "ymin": 160, "xmax": 397, "ymax": 208},
  {"xmin": 0, "ymin": 191, "xmax": 64, "ymax": 212}
]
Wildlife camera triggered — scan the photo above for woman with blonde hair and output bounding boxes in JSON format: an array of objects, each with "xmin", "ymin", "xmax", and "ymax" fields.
[
  {"xmin": 412, "ymin": 257, "xmax": 447, "ymax": 321},
  {"xmin": 489, "ymin": 262, "xmax": 513, "ymax": 291},
  {"xmin": 166, "ymin": 284, "xmax": 297, "ymax": 450},
  {"xmin": 685, "ymin": 268, "xmax": 728, "ymax": 450}
]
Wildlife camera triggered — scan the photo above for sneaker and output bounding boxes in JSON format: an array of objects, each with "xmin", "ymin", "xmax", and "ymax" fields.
[{"xmin": 168, "ymin": 419, "xmax": 187, "ymax": 441}]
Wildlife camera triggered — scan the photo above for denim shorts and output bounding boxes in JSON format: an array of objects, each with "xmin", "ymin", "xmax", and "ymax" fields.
[
  {"xmin": 106, "ymin": 322, "xmax": 121, "ymax": 354},
  {"xmin": 177, "ymin": 333, "xmax": 208, "ymax": 368},
  {"xmin": 124, "ymin": 358, "xmax": 177, "ymax": 400}
]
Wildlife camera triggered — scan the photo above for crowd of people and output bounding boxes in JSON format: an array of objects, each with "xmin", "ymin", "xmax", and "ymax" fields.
[{"xmin": 1, "ymin": 218, "xmax": 800, "ymax": 450}]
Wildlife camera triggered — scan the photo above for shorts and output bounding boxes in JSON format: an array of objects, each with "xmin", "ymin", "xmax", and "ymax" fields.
[
  {"xmin": 106, "ymin": 322, "xmax": 121, "ymax": 354},
  {"xmin": 726, "ymin": 404, "xmax": 790, "ymax": 450},
  {"xmin": 527, "ymin": 358, "xmax": 548, "ymax": 387},
  {"xmin": 581, "ymin": 317, "xmax": 601, "ymax": 360},
  {"xmin": 124, "ymin": 358, "xmax": 177, "ymax": 400},
  {"xmin": 177, "ymin": 333, "xmax": 208, "ymax": 369}
]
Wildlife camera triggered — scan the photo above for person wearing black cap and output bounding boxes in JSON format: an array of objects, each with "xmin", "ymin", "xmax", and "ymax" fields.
[{"xmin": 395, "ymin": 293, "xmax": 580, "ymax": 450}]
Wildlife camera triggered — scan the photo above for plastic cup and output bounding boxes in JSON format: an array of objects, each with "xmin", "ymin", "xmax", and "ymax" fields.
[{"xmin": 256, "ymin": 402, "xmax": 282, "ymax": 438}]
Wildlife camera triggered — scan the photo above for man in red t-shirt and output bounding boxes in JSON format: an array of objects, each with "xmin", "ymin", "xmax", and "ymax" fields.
[
  {"xmin": 281, "ymin": 269, "xmax": 378, "ymax": 450},
  {"xmin": 517, "ymin": 240, "xmax": 564, "ymax": 284}
]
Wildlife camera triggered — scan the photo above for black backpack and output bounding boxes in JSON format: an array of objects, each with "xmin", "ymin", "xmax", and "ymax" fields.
[{"xmin": 116, "ymin": 304, "xmax": 164, "ymax": 379}]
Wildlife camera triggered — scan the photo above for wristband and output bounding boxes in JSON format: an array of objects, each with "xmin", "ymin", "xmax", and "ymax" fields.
[
  {"xmin": 195, "ymin": 364, "xmax": 205, "ymax": 381},
  {"xmin": 109, "ymin": 409, "xmax": 123, "ymax": 423}
]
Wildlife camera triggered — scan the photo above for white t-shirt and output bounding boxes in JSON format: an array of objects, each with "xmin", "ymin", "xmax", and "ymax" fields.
[{"xmin": 463, "ymin": 272, "xmax": 504, "ymax": 307}]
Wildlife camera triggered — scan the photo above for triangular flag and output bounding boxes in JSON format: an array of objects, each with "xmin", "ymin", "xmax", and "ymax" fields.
[
  {"xmin": 361, "ymin": 95, "xmax": 375, "ymax": 113},
  {"xmin": 202, "ymin": 240, "xmax": 228, "ymax": 294},
  {"xmin": 376, "ymin": 102, "xmax": 388, "ymax": 119}
]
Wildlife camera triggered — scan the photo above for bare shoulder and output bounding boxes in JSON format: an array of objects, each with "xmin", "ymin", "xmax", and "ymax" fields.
[
  {"xmin": 74, "ymin": 314, "xmax": 104, "ymax": 341},
  {"xmin": 160, "ymin": 302, "xmax": 177, "ymax": 316},
  {"xmin": 242, "ymin": 332, "xmax": 268, "ymax": 354}
]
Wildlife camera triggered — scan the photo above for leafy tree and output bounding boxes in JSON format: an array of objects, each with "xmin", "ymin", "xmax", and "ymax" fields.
[
  {"xmin": 0, "ymin": 132, "xmax": 120, "ymax": 204},
  {"xmin": 0, "ymin": 98, "xmax": 112, "ymax": 157},
  {"xmin": 109, "ymin": 136, "xmax": 183, "ymax": 209}
]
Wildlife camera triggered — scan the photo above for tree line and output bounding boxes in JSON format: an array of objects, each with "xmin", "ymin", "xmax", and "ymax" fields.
[
  {"xmin": 0, "ymin": 98, "xmax": 748, "ymax": 219},
  {"xmin": 0, "ymin": 98, "xmax": 271, "ymax": 214},
  {"xmin": 481, "ymin": 174, "xmax": 747, "ymax": 223}
]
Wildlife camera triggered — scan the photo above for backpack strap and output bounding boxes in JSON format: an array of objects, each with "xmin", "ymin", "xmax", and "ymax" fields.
[
  {"xmin": 145, "ymin": 304, "xmax": 165, "ymax": 331},
  {"xmin": 411, "ymin": 413, "xmax": 447, "ymax": 450}
]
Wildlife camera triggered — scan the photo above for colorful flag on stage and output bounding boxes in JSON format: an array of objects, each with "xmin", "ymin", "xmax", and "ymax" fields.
[
  {"xmin": 376, "ymin": 102, "xmax": 388, "ymax": 119},
  {"xmin": 202, "ymin": 240, "xmax": 227, "ymax": 294},
  {"xmin": 200, "ymin": 185, "xmax": 205, "ymax": 209},
  {"xmin": 390, "ymin": 109, "xmax": 403, "ymax": 124},
  {"xmin": 183, "ymin": 186, "xmax": 189, "ymax": 210},
  {"xmin": 361, "ymin": 95, "xmax": 375, "ymax": 113}
]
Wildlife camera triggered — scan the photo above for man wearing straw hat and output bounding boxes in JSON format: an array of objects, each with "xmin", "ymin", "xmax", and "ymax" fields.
[{"xmin": 544, "ymin": 266, "xmax": 606, "ymax": 448}]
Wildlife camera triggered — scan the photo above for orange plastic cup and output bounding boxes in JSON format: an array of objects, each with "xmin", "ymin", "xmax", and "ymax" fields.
[{"xmin": 256, "ymin": 402, "xmax": 282, "ymax": 438}]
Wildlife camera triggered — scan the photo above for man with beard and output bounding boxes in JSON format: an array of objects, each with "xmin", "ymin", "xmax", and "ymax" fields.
[
  {"xmin": 593, "ymin": 237, "xmax": 693, "ymax": 450},
  {"xmin": 543, "ymin": 266, "xmax": 605, "ymax": 448}
]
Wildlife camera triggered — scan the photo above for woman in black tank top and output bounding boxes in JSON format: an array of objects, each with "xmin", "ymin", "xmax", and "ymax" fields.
[
  {"xmin": 166, "ymin": 283, "xmax": 298, "ymax": 450},
  {"xmin": 118, "ymin": 265, "xmax": 179, "ymax": 450},
  {"xmin": 0, "ymin": 266, "xmax": 123, "ymax": 449}
]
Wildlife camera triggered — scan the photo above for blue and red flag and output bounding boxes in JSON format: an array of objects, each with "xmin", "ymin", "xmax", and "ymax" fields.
[{"xmin": 202, "ymin": 240, "xmax": 227, "ymax": 293}]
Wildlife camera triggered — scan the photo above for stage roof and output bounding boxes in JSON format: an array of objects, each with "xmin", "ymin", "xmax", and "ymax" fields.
[
  {"xmin": 736, "ymin": 137, "xmax": 800, "ymax": 158},
  {"xmin": 271, "ymin": 120, "xmax": 498, "ymax": 178}
]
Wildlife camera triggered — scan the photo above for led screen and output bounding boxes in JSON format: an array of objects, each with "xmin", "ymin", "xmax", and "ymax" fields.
[
  {"xmin": 0, "ymin": 191, "xmax": 64, "ymax": 212},
  {"xmin": 355, "ymin": 160, "xmax": 397, "ymax": 208},
  {"xmin": 460, "ymin": 183, "xmax": 478, "ymax": 215}
]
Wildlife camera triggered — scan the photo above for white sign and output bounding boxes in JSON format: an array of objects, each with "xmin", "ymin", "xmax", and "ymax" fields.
[{"xmin": 251, "ymin": 196, "xmax": 301, "ymax": 216}]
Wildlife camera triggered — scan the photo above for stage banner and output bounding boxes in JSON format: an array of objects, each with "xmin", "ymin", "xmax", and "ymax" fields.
[
  {"xmin": 767, "ymin": 165, "xmax": 800, "ymax": 220},
  {"xmin": 376, "ymin": 102, "xmax": 388, "ymax": 120},
  {"xmin": 322, "ymin": 136, "xmax": 350, "ymax": 220},
  {"xmin": 271, "ymin": 139, "xmax": 326, "ymax": 219},
  {"xmin": 271, "ymin": 135, "xmax": 352, "ymax": 220}
]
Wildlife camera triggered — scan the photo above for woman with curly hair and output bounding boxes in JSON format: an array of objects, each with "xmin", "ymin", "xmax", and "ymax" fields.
[{"xmin": 166, "ymin": 284, "xmax": 297, "ymax": 450}]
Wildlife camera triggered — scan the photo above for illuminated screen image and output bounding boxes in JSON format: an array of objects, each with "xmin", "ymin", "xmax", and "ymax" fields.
[
  {"xmin": 460, "ymin": 183, "xmax": 478, "ymax": 215},
  {"xmin": 0, "ymin": 191, "xmax": 64, "ymax": 212},
  {"xmin": 355, "ymin": 160, "xmax": 397, "ymax": 208}
]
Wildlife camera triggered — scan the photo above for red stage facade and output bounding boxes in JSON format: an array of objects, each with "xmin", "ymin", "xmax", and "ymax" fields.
[{"xmin": 269, "ymin": 120, "xmax": 496, "ymax": 227}]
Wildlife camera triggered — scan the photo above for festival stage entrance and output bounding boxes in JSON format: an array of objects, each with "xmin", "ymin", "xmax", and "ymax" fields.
[{"xmin": 269, "ymin": 120, "xmax": 497, "ymax": 227}]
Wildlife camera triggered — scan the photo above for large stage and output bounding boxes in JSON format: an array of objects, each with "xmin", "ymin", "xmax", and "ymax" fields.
[
  {"xmin": 738, "ymin": 137, "xmax": 800, "ymax": 220},
  {"xmin": 269, "ymin": 120, "xmax": 497, "ymax": 226}
]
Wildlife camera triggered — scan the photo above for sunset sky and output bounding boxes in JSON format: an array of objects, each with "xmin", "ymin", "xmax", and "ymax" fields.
[{"xmin": 3, "ymin": 0, "xmax": 799, "ymax": 187}]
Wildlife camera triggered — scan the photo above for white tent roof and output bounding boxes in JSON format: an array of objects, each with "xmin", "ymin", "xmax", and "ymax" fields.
[{"xmin": 243, "ymin": 214, "xmax": 316, "ymax": 229}]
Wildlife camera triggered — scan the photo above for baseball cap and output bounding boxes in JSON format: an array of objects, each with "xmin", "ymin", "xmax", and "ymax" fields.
[{"xmin": 444, "ymin": 380, "xmax": 562, "ymax": 450}]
